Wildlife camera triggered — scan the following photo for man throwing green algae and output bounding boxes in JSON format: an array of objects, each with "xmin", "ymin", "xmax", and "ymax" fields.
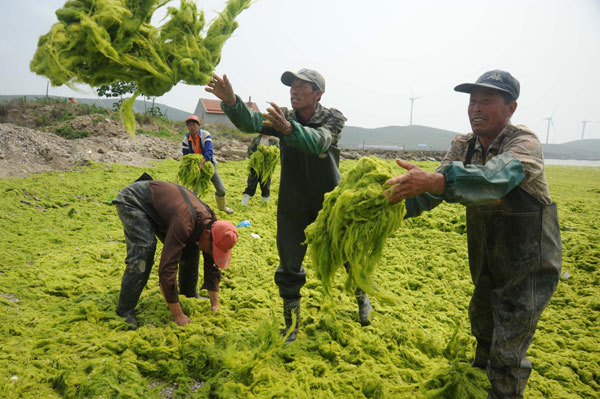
[
  {"xmin": 385, "ymin": 70, "xmax": 562, "ymax": 399},
  {"xmin": 207, "ymin": 69, "xmax": 373, "ymax": 343}
]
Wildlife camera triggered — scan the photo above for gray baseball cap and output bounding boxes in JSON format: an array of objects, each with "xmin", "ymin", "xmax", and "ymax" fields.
[
  {"xmin": 281, "ymin": 68, "xmax": 326, "ymax": 92},
  {"xmin": 454, "ymin": 69, "xmax": 520, "ymax": 101}
]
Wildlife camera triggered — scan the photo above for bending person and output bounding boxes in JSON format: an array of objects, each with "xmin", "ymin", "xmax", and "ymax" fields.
[{"xmin": 113, "ymin": 179, "xmax": 238, "ymax": 329}]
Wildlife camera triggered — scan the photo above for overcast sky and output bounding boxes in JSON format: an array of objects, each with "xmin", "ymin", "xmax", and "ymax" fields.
[{"xmin": 1, "ymin": 0, "xmax": 599, "ymax": 143}]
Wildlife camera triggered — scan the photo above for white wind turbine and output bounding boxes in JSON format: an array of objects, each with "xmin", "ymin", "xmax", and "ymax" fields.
[
  {"xmin": 580, "ymin": 120, "xmax": 591, "ymax": 141},
  {"xmin": 409, "ymin": 89, "xmax": 421, "ymax": 126},
  {"xmin": 544, "ymin": 109, "xmax": 556, "ymax": 144}
]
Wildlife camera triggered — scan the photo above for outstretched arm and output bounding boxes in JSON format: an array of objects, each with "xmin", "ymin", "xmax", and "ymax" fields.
[
  {"xmin": 263, "ymin": 102, "xmax": 293, "ymax": 135},
  {"xmin": 387, "ymin": 154, "xmax": 525, "ymax": 214},
  {"xmin": 211, "ymin": 73, "xmax": 274, "ymax": 135},
  {"xmin": 205, "ymin": 73, "xmax": 236, "ymax": 107},
  {"xmin": 265, "ymin": 104, "xmax": 346, "ymax": 155},
  {"xmin": 385, "ymin": 159, "xmax": 445, "ymax": 203}
]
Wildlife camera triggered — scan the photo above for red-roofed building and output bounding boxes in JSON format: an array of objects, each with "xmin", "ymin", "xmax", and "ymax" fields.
[{"xmin": 193, "ymin": 97, "xmax": 260, "ymax": 128}]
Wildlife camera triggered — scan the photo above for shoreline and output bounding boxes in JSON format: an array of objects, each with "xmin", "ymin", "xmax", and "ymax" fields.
[
  {"xmin": 339, "ymin": 148, "xmax": 600, "ymax": 166},
  {"xmin": 544, "ymin": 159, "xmax": 600, "ymax": 166}
]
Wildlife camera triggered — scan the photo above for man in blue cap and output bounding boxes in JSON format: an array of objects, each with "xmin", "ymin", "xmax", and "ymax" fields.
[{"xmin": 385, "ymin": 70, "xmax": 562, "ymax": 399}]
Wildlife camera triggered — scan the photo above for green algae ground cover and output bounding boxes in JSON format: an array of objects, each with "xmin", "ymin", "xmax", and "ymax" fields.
[{"xmin": 0, "ymin": 159, "xmax": 598, "ymax": 398}]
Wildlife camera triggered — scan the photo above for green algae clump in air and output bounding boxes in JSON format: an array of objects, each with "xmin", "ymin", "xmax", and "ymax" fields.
[
  {"xmin": 248, "ymin": 145, "xmax": 280, "ymax": 185},
  {"xmin": 30, "ymin": 0, "xmax": 252, "ymax": 135},
  {"xmin": 305, "ymin": 156, "xmax": 406, "ymax": 301},
  {"xmin": 177, "ymin": 154, "xmax": 215, "ymax": 197}
]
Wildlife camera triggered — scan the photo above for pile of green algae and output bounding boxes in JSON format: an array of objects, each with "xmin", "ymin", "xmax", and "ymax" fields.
[
  {"xmin": 305, "ymin": 157, "xmax": 406, "ymax": 302},
  {"xmin": 0, "ymin": 158, "xmax": 598, "ymax": 398},
  {"xmin": 177, "ymin": 154, "xmax": 215, "ymax": 198},
  {"xmin": 248, "ymin": 145, "xmax": 280, "ymax": 186}
]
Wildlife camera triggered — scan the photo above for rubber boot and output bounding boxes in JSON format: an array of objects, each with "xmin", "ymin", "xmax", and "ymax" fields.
[
  {"xmin": 356, "ymin": 288, "xmax": 373, "ymax": 326},
  {"xmin": 241, "ymin": 193, "xmax": 250, "ymax": 206},
  {"xmin": 283, "ymin": 299, "xmax": 300, "ymax": 343},
  {"xmin": 117, "ymin": 258, "xmax": 152, "ymax": 330},
  {"xmin": 118, "ymin": 308, "xmax": 139, "ymax": 330},
  {"xmin": 472, "ymin": 339, "xmax": 491, "ymax": 370},
  {"xmin": 215, "ymin": 194, "xmax": 234, "ymax": 214}
]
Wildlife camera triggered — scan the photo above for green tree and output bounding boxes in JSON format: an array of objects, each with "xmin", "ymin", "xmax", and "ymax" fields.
[
  {"xmin": 96, "ymin": 82, "xmax": 137, "ymax": 111},
  {"xmin": 143, "ymin": 95, "xmax": 165, "ymax": 119}
]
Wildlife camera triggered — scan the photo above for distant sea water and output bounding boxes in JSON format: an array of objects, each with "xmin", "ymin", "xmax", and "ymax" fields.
[{"xmin": 545, "ymin": 159, "xmax": 600, "ymax": 167}]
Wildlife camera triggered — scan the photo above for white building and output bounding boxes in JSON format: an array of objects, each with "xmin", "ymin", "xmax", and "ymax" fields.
[{"xmin": 193, "ymin": 97, "xmax": 260, "ymax": 128}]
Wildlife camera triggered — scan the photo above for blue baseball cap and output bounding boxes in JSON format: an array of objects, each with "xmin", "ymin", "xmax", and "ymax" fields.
[{"xmin": 454, "ymin": 70, "xmax": 520, "ymax": 101}]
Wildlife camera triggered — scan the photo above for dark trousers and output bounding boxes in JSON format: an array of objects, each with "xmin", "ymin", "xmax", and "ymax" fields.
[
  {"xmin": 243, "ymin": 169, "xmax": 271, "ymax": 198},
  {"xmin": 114, "ymin": 183, "xmax": 220, "ymax": 316},
  {"xmin": 272, "ymin": 145, "xmax": 341, "ymax": 302},
  {"xmin": 274, "ymin": 195, "xmax": 323, "ymax": 302},
  {"xmin": 466, "ymin": 188, "xmax": 561, "ymax": 399},
  {"xmin": 177, "ymin": 242, "xmax": 222, "ymax": 294}
]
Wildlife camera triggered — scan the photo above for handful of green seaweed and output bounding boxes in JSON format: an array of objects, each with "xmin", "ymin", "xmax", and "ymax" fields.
[
  {"xmin": 305, "ymin": 156, "xmax": 406, "ymax": 301},
  {"xmin": 177, "ymin": 154, "xmax": 214, "ymax": 197},
  {"xmin": 30, "ymin": 0, "xmax": 252, "ymax": 135},
  {"xmin": 248, "ymin": 145, "xmax": 280, "ymax": 184}
]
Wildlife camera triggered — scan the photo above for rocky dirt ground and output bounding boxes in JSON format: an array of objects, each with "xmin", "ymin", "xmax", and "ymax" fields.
[
  {"xmin": 0, "ymin": 111, "xmax": 250, "ymax": 178},
  {"xmin": 0, "ymin": 101, "xmax": 444, "ymax": 179}
]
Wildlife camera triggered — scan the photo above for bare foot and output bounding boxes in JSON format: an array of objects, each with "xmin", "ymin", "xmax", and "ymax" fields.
[{"xmin": 208, "ymin": 290, "xmax": 219, "ymax": 313}]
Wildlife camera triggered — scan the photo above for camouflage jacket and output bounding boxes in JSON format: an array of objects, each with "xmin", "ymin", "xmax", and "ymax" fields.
[
  {"xmin": 222, "ymin": 95, "xmax": 346, "ymax": 155},
  {"xmin": 437, "ymin": 124, "xmax": 552, "ymax": 204},
  {"xmin": 222, "ymin": 95, "xmax": 347, "ymax": 201},
  {"xmin": 406, "ymin": 124, "xmax": 552, "ymax": 218},
  {"xmin": 247, "ymin": 134, "xmax": 279, "ymax": 157}
]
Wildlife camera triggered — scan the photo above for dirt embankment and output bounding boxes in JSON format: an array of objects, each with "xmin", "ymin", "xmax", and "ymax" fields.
[
  {"xmin": 0, "ymin": 101, "xmax": 443, "ymax": 178},
  {"xmin": 0, "ymin": 108, "xmax": 251, "ymax": 178}
]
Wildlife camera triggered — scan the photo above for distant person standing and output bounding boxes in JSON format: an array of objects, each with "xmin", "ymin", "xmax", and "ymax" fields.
[
  {"xmin": 242, "ymin": 133, "xmax": 279, "ymax": 205},
  {"xmin": 385, "ymin": 70, "xmax": 562, "ymax": 399},
  {"xmin": 182, "ymin": 115, "xmax": 234, "ymax": 214},
  {"xmin": 207, "ymin": 68, "xmax": 373, "ymax": 344}
]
